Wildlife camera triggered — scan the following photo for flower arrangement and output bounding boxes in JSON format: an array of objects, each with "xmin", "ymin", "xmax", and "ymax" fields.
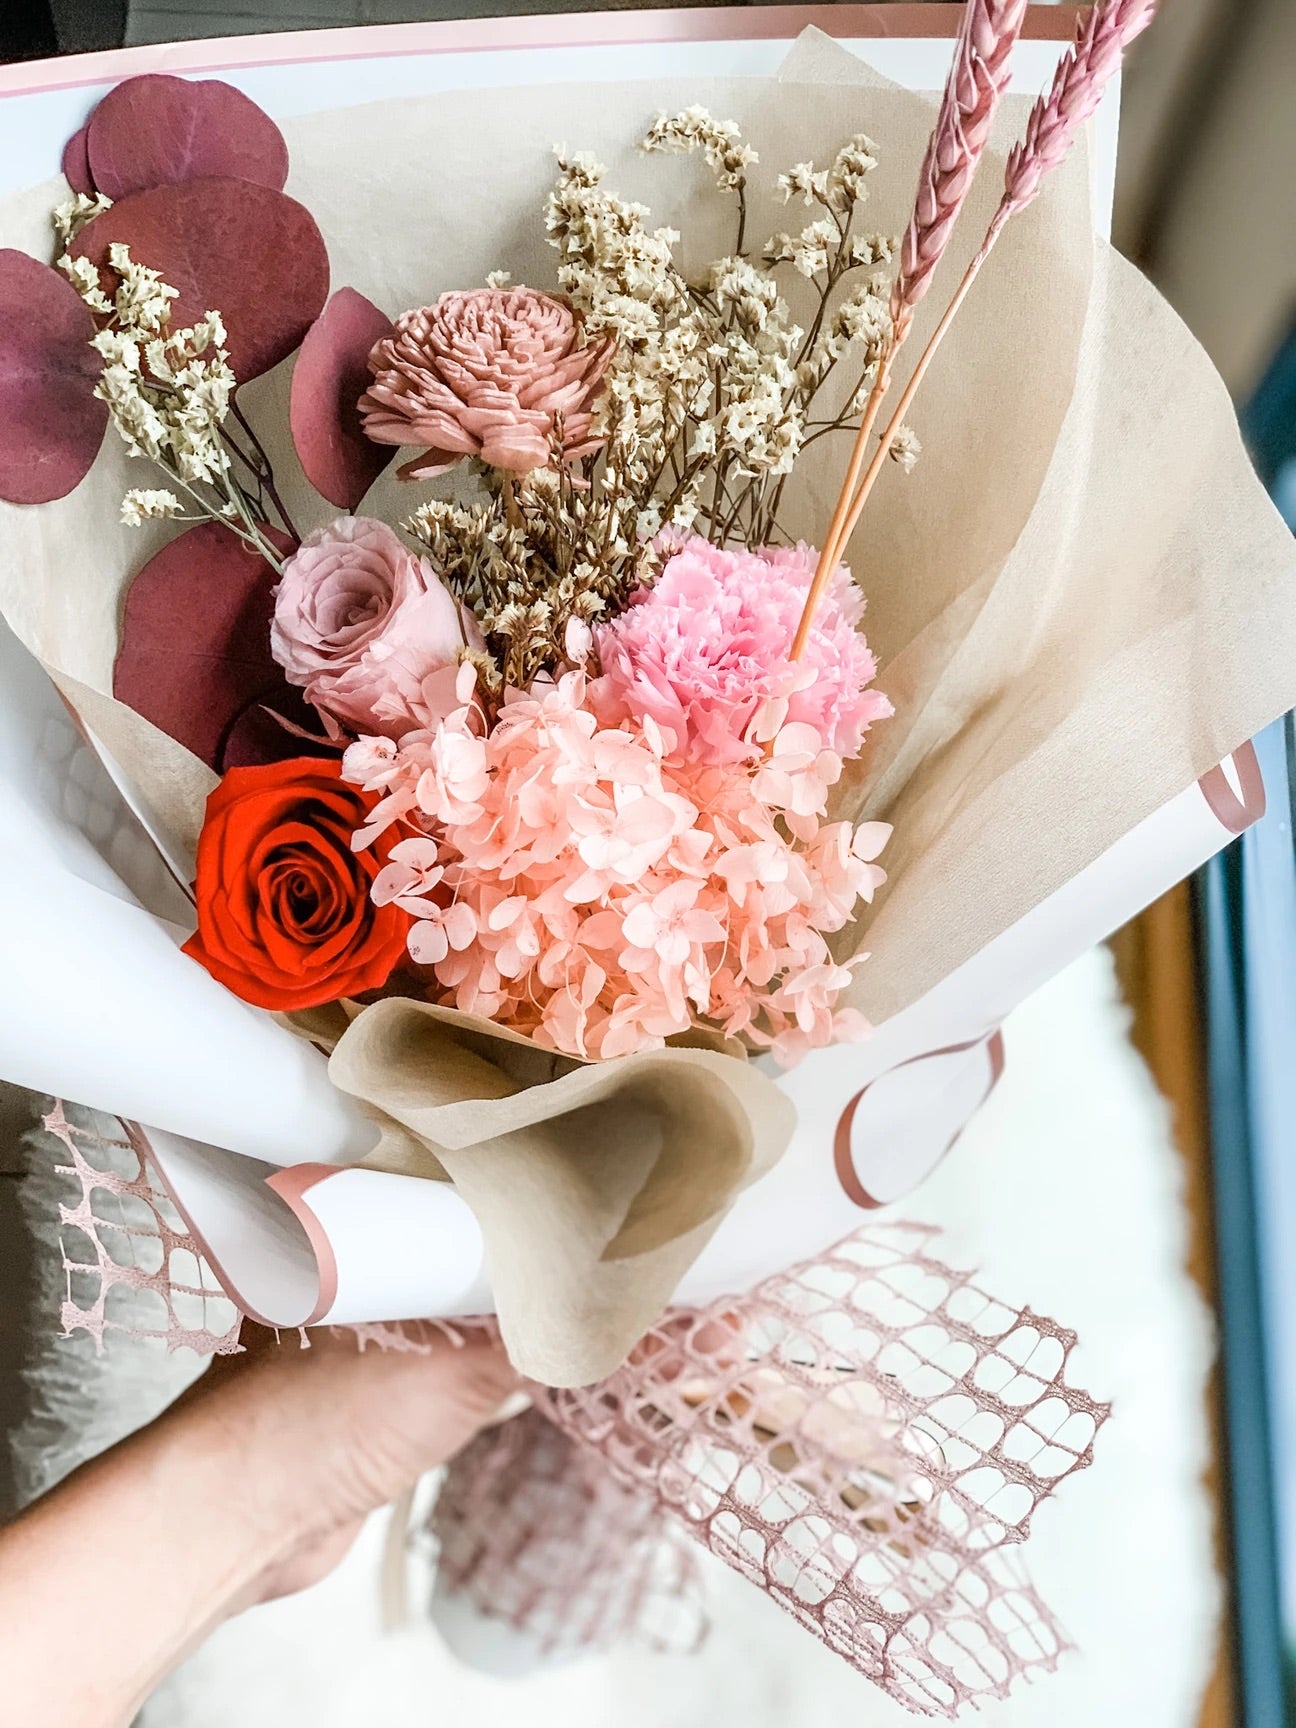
[
  {"xmin": 16, "ymin": 4, "xmax": 1296, "ymax": 1704},
  {"xmin": 0, "ymin": 0, "xmax": 1156, "ymax": 1073}
]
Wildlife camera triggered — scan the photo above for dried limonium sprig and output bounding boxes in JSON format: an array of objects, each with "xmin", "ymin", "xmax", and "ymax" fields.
[
  {"xmin": 57, "ymin": 237, "xmax": 296, "ymax": 566},
  {"xmin": 51, "ymin": 192, "xmax": 112, "ymax": 252},
  {"xmin": 642, "ymin": 105, "xmax": 758, "ymax": 247},
  {"xmin": 541, "ymin": 115, "xmax": 898, "ymax": 567}
]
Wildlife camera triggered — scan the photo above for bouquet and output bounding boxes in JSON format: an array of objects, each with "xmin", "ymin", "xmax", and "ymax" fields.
[{"xmin": 2, "ymin": 4, "xmax": 1294, "ymax": 1711}]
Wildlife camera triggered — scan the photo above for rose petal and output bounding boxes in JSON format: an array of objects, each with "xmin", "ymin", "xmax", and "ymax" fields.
[
  {"xmin": 290, "ymin": 288, "xmax": 394, "ymax": 509},
  {"xmin": 71, "ymin": 179, "xmax": 329, "ymax": 383},
  {"xmin": 0, "ymin": 249, "xmax": 108, "ymax": 504},
  {"xmin": 62, "ymin": 127, "xmax": 95, "ymax": 196},
  {"xmin": 114, "ymin": 519, "xmax": 297, "ymax": 768},
  {"xmin": 86, "ymin": 74, "xmax": 289, "ymax": 201}
]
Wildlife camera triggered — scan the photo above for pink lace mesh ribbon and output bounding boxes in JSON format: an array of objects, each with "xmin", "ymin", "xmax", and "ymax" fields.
[
  {"xmin": 441, "ymin": 1230, "xmax": 1108, "ymax": 1714},
  {"xmin": 47, "ymin": 1102, "xmax": 241, "ymax": 1356},
  {"xmin": 47, "ymin": 1103, "xmax": 1107, "ymax": 1714},
  {"xmin": 433, "ymin": 1408, "xmax": 710, "ymax": 1657}
]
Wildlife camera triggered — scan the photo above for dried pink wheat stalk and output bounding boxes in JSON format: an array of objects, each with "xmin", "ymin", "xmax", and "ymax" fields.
[
  {"xmin": 889, "ymin": 0, "xmax": 1029, "ymax": 340},
  {"xmin": 794, "ymin": 0, "xmax": 1027, "ymax": 662},
  {"xmin": 992, "ymin": 0, "xmax": 1157, "ymax": 233},
  {"xmin": 819, "ymin": 0, "xmax": 1161, "ymax": 604}
]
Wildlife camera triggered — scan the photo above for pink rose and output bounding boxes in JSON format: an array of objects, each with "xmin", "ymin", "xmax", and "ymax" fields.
[
  {"xmin": 357, "ymin": 288, "xmax": 614, "ymax": 479},
  {"xmin": 271, "ymin": 516, "xmax": 481, "ymax": 739}
]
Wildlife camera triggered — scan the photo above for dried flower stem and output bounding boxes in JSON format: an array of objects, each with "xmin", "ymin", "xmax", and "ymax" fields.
[
  {"xmin": 792, "ymin": 0, "xmax": 1025, "ymax": 660},
  {"xmin": 828, "ymin": 259, "xmax": 984, "ymax": 565},
  {"xmin": 229, "ymin": 396, "xmax": 299, "ymax": 541},
  {"xmin": 823, "ymin": 0, "xmax": 1158, "ymax": 568}
]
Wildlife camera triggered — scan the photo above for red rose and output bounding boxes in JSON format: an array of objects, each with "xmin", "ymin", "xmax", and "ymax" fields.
[{"xmin": 182, "ymin": 757, "xmax": 409, "ymax": 1011}]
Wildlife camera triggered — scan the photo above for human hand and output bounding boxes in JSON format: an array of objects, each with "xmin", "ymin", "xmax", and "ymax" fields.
[
  {"xmin": 0, "ymin": 1323, "xmax": 518, "ymax": 1728},
  {"xmin": 176, "ymin": 1322, "xmax": 520, "ymax": 1603}
]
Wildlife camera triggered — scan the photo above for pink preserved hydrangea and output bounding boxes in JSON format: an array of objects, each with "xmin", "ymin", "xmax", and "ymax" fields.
[
  {"xmin": 590, "ymin": 537, "xmax": 892, "ymax": 765},
  {"xmin": 345, "ymin": 667, "xmax": 890, "ymax": 1066}
]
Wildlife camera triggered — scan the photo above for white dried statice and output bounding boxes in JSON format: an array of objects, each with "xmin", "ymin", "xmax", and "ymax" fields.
[
  {"xmin": 846, "ymin": 232, "xmax": 895, "ymax": 270},
  {"xmin": 801, "ymin": 279, "xmax": 891, "ymax": 386},
  {"xmin": 888, "ymin": 425, "xmax": 922, "ymax": 473},
  {"xmin": 540, "ymin": 118, "xmax": 905, "ymax": 555},
  {"xmin": 90, "ymin": 305, "xmax": 235, "ymax": 487},
  {"xmin": 641, "ymin": 106, "xmax": 758, "ymax": 192},
  {"xmin": 54, "ymin": 230, "xmax": 284, "ymax": 564},
  {"xmin": 791, "ymin": 219, "xmax": 839, "ymax": 280},
  {"xmin": 826, "ymin": 134, "xmax": 880, "ymax": 211},
  {"xmin": 777, "ymin": 162, "xmax": 829, "ymax": 207},
  {"xmin": 708, "ymin": 255, "xmax": 783, "ymax": 330},
  {"xmin": 51, "ymin": 192, "xmax": 111, "ymax": 249},
  {"xmin": 763, "ymin": 224, "xmax": 892, "ymax": 284},
  {"xmin": 700, "ymin": 256, "xmax": 805, "ymax": 479},
  {"xmin": 120, "ymin": 488, "xmax": 183, "ymax": 526},
  {"xmin": 400, "ymin": 117, "xmax": 908, "ymax": 679},
  {"xmin": 778, "ymin": 135, "xmax": 880, "ymax": 215},
  {"xmin": 105, "ymin": 242, "xmax": 180, "ymax": 334},
  {"xmin": 53, "ymin": 195, "xmax": 116, "ymax": 313},
  {"xmin": 93, "ymin": 332, "xmax": 169, "ymax": 461},
  {"xmin": 404, "ymin": 486, "xmax": 641, "ymax": 691},
  {"xmin": 545, "ymin": 146, "xmax": 711, "ymax": 501},
  {"xmin": 56, "ymin": 253, "xmax": 113, "ymax": 317}
]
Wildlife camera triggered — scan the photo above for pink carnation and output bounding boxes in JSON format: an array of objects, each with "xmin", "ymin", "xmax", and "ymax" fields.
[
  {"xmin": 591, "ymin": 537, "xmax": 892, "ymax": 765},
  {"xmin": 271, "ymin": 516, "xmax": 481, "ymax": 740},
  {"xmin": 344, "ymin": 669, "xmax": 890, "ymax": 1066}
]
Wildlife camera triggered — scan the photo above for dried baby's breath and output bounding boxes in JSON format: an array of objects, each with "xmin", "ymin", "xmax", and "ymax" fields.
[
  {"xmin": 393, "ymin": 114, "xmax": 903, "ymax": 683},
  {"xmin": 888, "ymin": 425, "xmax": 922, "ymax": 472}
]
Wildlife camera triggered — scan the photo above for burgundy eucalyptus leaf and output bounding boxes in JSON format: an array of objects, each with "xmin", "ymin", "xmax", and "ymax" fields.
[
  {"xmin": 290, "ymin": 287, "xmax": 394, "ymax": 509},
  {"xmin": 71, "ymin": 179, "xmax": 330, "ymax": 383},
  {"xmin": 0, "ymin": 249, "xmax": 108, "ymax": 505},
  {"xmin": 62, "ymin": 127, "xmax": 95, "ymax": 196},
  {"xmin": 220, "ymin": 686, "xmax": 339, "ymax": 770},
  {"xmin": 113, "ymin": 519, "xmax": 298, "ymax": 770},
  {"xmin": 86, "ymin": 74, "xmax": 289, "ymax": 201}
]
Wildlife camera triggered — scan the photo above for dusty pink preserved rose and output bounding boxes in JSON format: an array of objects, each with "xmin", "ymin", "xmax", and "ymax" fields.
[
  {"xmin": 271, "ymin": 515, "xmax": 481, "ymax": 739},
  {"xmin": 357, "ymin": 287, "xmax": 614, "ymax": 479}
]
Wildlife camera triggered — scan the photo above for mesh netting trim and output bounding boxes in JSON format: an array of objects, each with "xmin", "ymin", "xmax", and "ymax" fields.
[
  {"xmin": 532, "ymin": 1225, "xmax": 1108, "ymax": 1716},
  {"xmin": 432, "ymin": 1408, "xmax": 708, "ymax": 1658},
  {"xmin": 40, "ymin": 1104, "xmax": 1108, "ymax": 1714},
  {"xmin": 46, "ymin": 1102, "xmax": 242, "ymax": 1357}
]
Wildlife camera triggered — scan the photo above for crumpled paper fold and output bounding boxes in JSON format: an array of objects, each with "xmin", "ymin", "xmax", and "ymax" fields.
[{"xmin": 328, "ymin": 998, "xmax": 793, "ymax": 1383}]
